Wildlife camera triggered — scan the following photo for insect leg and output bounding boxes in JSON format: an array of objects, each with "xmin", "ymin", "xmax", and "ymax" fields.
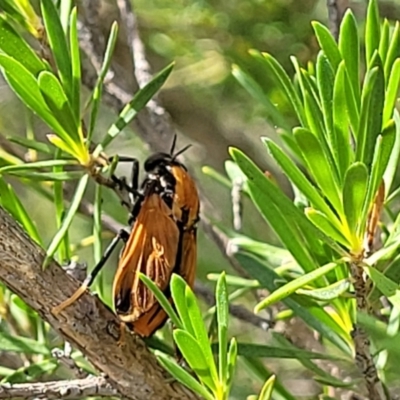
[{"xmin": 52, "ymin": 229, "xmax": 130, "ymax": 315}]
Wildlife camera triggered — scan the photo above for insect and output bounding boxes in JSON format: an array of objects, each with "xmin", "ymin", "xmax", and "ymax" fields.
[{"xmin": 53, "ymin": 137, "xmax": 200, "ymax": 337}]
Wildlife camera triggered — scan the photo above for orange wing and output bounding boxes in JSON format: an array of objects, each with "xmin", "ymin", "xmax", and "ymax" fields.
[
  {"xmin": 113, "ymin": 193, "xmax": 180, "ymax": 336},
  {"xmin": 171, "ymin": 165, "xmax": 200, "ymax": 290},
  {"xmin": 171, "ymin": 165, "xmax": 200, "ymax": 229}
]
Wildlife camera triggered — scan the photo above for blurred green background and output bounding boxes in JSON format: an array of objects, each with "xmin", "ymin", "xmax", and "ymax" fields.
[{"xmin": 1, "ymin": 0, "xmax": 400, "ymax": 398}]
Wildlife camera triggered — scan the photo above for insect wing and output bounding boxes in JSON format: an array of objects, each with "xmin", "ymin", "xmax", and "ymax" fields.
[{"xmin": 113, "ymin": 193, "xmax": 180, "ymax": 329}]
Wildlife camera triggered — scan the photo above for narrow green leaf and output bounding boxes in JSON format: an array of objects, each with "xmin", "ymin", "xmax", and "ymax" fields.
[
  {"xmin": 249, "ymin": 50, "xmax": 306, "ymax": 126},
  {"xmin": 305, "ymin": 209, "xmax": 350, "ymax": 248},
  {"xmin": 171, "ymin": 274, "xmax": 195, "ymax": 335},
  {"xmin": 383, "ymin": 58, "xmax": 400, "ymax": 124},
  {"xmin": 174, "ymin": 330, "xmax": 218, "ymax": 392},
  {"xmin": 255, "ymin": 260, "xmax": 342, "ymax": 312},
  {"xmin": 379, "ymin": 19, "xmax": 390, "ymax": 65},
  {"xmin": 365, "ymin": 0, "xmax": 381, "ymax": 64},
  {"xmin": 0, "ymin": 159, "xmax": 78, "ymax": 173},
  {"xmin": 316, "ymin": 52, "xmax": 334, "ymax": 144},
  {"xmin": 0, "ymin": 15, "xmax": 45, "ymax": 76},
  {"xmin": 0, "ymin": 332, "xmax": 49, "ymax": 355},
  {"xmin": 226, "ymin": 338, "xmax": 237, "ymax": 394},
  {"xmin": 366, "ymin": 267, "xmax": 400, "ymax": 312},
  {"xmin": 339, "ymin": 10, "xmax": 360, "ymax": 104},
  {"xmin": 41, "ymin": 0, "xmax": 72, "ymax": 100},
  {"xmin": 356, "ymin": 55, "xmax": 385, "ymax": 168},
  {"xmin": 332, "ymin": 61, "xmax": 352, "ymax": 179},
  {"xmin": 38, "ymin": 71, "xmax": 79, "ymax": 142},
  {"xmin": 69, "ymin": 7, "xmax": 81, "ymax": 122},
  {"xmin": 99, "ymin": 62, "xmax": 174, "ymax": 152},
  {"xmin": 383, "ymin": 110, "xmax": 400, "ymax": 195},
  {"xmin": 45, "ymin": 174, "xmax": 89, "ymax": 264},
  {"xmin": 294, "ymin": 128, "xmax": 342, "ymax": 212},
  {"xmin": 232, "ymin": 64, "xmax": 290, "ymax": 130},
  {"xmin": 0, "ymin": 178, "xmax": 42, "ymax": 244},
  {"xmin": 6, "ymin": 170, "xmax": 83, "ymax": 181},
  {"xmin": 139, "ymin": 273, "xmax": 182, "ymax": 329},
  {"xmin": 88, "ymin": 21, "xmax": 119, "ymax": 143},
  {"xmin": 185, "ymin": 284, "xmax": 219, "ymax": 384},
  {"xmin": 265, "ymin": 139, "xmax": 341, "ymax": 229},
  {"xmin": 202, "ymin": 166, "xmax": 232, "ymax": 189},
  {"xmin": 343, "ymin": 162, "xmax": 368, "ymax": 235},
  {"xmin": 1, "ymin": 359, "xmax": 58, "ymax": 384},
  {"xmin": 230, "ymin": 147, "xmax": 347, "ymax": 257},
  {"xmin": 7, "ymin": 136, "xmax": 54, "ymax": 154},
  {"xmin": 156, "ymin": 353, "xmax": 214, "ymax": 400},
  {"xmin": 384, "ymin": 22, "xmax": 400, "ymax": 82},
  {"xmin": 258, "ymin": 375, "xmax": 275, "ymax": 400},
  {"xmin": 207, "ymin": 273, "xmax": 259, "ymax": 288},
  {"xmin": 236, "ymin": 343, "xmax": 346, "ymax": 361},
  {"xmin": 312, "ymin": 21, "xmax": 342, "ymax": 72},
  {"xmin": 216, "ymin": 272, "xmax": 229, "ymax": 385},
  {"xmin": 297, "ymin": 279, "xmax": 351, "ymax": 301},
  {"xmin": 236, "ymin": 251, "xmax": 352, "ymax": 354}
]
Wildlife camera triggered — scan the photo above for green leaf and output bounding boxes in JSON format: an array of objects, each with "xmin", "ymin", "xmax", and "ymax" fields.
[
  {"xmin": 305, "ymin": 209, "xmax": 350, "ymax": 248},
  {"xmin": 7, "ymin": 136, "xmax": 54, "ymax": 154},
  {"xmin": 230, "ymin": 147, "xmax": 347, "ymax": 258},
  {"xmin": 231, "ymin": 64, "xmax": 289, "ymax": 130},
  {"xmin": 216, "ymin": 272, "xmax": 229, "ymax": 385},
  {"xmin": 170, "ymin": 274, "xmax": 194, "ymax": 335},
  {"xmin": 235, "ymin": 251, "xmax": 352, "ymax": 354},
  {"xmin": 41, "ymin": 0, "xmax": 72, "ymax": 101},
  {"xmin": 312, "ymin": 21, "xmax": 342, "ymax": 72},
  {"xmin": 339, "ymin": 10, "xmax": 360, "ymax": 104},
  {"xmin": 0, "ymin": 159, "xmax": 78, "ymax": 173},
  {"xmin": 6, "ymin": 170, "xmax": 83, "ymax": 181},
  {"xmin": 384, "ymin": 22, "xmax": 400, "ymax": 82},
  {"xmin": 316, "ymin": 51, "xmax": 334, "ymax": 144},
  {"xmin": 366, "ymin": 267, "xmax": 400, "ymax": 313},
  {"xmin": 184, "ymin": 284, "xmax": 219, "ymax": 384},
  {"xmin": 255, "ymin": 260, "xmax": 342, "ymax": 312},
  {"xmin": 0, "ymin": 15, "xmax": 45, "ymax": 76},
  {"xmin": 383, "ymin": 58, "xmax": 400, "ymax": 124},
  {"xmin": 44, "ymin": 174, "xmax": 89, "ymax": 265},
  {"xmin": 343, "ymin": 162, "xmax": 368, "ymax": 236},
  {"xmin": 156, "ymin": 353, "xmax": 214, "ymax": 400},
  {"xmin": 365, "ymin": 0, "xmax": 381, "ymax": 65},
  {"xmin": 383, "ymin": 110, "xmax": 400, "ymax": 195},
  {"xmin": 297, "ymin": 279, "xmax": 351, "ymax": 301},
  {"xmin": 257, "ymin": 375, "xmax": 275, "ymax": 400},
  {"xmin": 202, "ymin": 166, "xmax": 232, "ymax": 189},
  {"xmin": 98, "ymin": 62, "xmax": 175, "ymax": 152},
  {"xmin": 88, "ymin": 21, "xmax": 119, "ymax": 142},
  {"xmin": 249, "ymin": 50, "xmax": 306, "ymax": 126},
  {"xmin": 0, "ymin": 332, "xmax": 49, "ymax": 355},
  {"xmin": 356, "ymin": 55, "xmax": 385, "ymax": 168},
  {"xmin": 332, "ymin": 61, "xmax": 352, "ymax": 179},
  {"xmin": 236, "ymin": 343, "xmax": 345, "ymax": 361},
  {"xmin": 69, "ymin": 7, "xmax": 81, "ymax": 122},
  {"xmin": 38, "ymin": 71, "xmax": 79, "ymax": 142},
  {"xmin": 207, "ymin": 273, "xmax": 259, "ymax": 288},
  {"xmin": 1, "ymin": 359, "xmax": 58, "ymax": 383},
  {"xmin": 0, "ymin": 178, "xmax": 42, "ymax": 244},
  {"xmin": 226, "ymin": 338, "xmax": 237, "ymax": 395},
  {"xmin": 379, "ymin": 19, "xmax": 390, "ymax": 65},
  {"xmin": 294, "ymin": 128, "xmax": 342, "ymax": 212},
  {"xmin": 265, "ymin": 139, "xmax": 341, "ymax": 229},
  {"xmin": 139, "ymin": 273, "xmax": 182, "ymax": 329},
  {"xmin": 173, "ymin": 330, "xmax": 218, "ymax": 392}
]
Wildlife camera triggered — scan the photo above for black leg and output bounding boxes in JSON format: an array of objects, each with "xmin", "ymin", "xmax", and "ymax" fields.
[{"xmin": 52, "ymin": 229, "xmax": 130, "ymax": 315}]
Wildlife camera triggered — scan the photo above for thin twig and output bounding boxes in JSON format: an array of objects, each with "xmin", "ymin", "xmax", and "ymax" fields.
[{"xmin": 0, "ymin": 376, "xmax": 117, "ymax": 400}]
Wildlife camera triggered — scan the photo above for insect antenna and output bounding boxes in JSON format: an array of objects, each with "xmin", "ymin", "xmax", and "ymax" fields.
[
  {"xmin": 169, "ymin": 134, "xmax": 178, "ymax": 155},
  {"xmin": 172, "ymin": 144, "xmax": 192, "ymax": 161}
]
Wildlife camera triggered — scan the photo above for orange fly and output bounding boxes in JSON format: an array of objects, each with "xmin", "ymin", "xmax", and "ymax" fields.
[{"xmin": 53, "ymin": 137, "xmax": 200, "ymax": 337}]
